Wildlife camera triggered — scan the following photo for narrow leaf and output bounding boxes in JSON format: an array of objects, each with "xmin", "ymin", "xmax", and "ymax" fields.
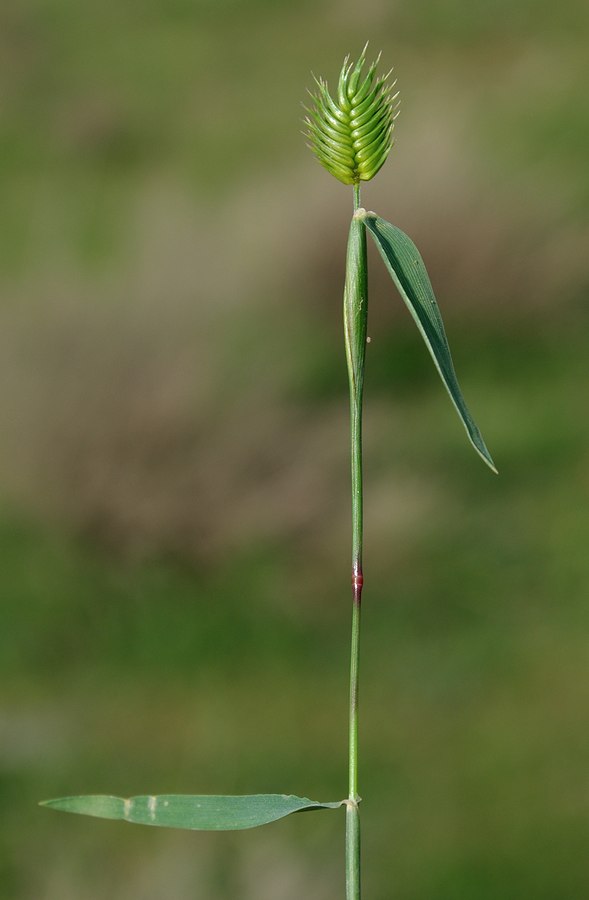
[
  {"xmin": 361, "ymin": 210, "xmax": 497, "ymax": 472},
  {"xmin": 40, "ymin": 793, "xmax": 343, "ymax": 831}
]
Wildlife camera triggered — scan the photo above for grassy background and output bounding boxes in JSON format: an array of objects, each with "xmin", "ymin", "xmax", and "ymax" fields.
[{"xmin": 1, "ymin": 1, "xmax": 589, "ymax": 897}]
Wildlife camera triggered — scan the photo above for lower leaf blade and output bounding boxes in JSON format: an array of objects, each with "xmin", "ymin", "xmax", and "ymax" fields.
[{"xmin": 41, "ymin": 794, "xmax": 343, "ymax": 830}]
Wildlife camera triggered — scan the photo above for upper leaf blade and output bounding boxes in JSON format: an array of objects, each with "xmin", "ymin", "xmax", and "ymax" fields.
[
  {"xmin": 362, "ymin": 211, "xmax": 497, "ymax": 472},
  {"xmin": 40, "ymin": 793, "xmax": 343, "ymax": 831}
]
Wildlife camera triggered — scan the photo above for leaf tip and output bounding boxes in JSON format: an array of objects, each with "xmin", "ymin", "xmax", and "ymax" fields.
[
  {"xmin": 39, "ymin": 798, "xmax": 65, "ymax": 810},
  {"xmin": 475, "ymin": 443, "xmax": 498, "ymax": 474}
]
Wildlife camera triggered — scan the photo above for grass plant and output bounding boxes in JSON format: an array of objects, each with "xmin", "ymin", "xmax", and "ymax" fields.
[{"xmin": 41, "ymin": 46, "xmax": 495, "ymax": 899}]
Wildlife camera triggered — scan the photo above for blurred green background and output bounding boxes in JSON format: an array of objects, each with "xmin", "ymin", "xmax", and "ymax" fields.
[{"xmin": 1, "ymin": 1, "xmax": 589, "ymax": 897}]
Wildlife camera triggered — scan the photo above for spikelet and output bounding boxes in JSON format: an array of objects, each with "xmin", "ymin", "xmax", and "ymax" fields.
[{"xmin": 304, "ymin": 44, "xmax": 399, "ymax": 186}]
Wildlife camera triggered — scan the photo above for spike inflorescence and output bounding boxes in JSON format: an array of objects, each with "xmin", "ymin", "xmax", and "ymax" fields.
[{"xmin": 304, "ymin": 45, "xmax": 399, "ymax": 186}]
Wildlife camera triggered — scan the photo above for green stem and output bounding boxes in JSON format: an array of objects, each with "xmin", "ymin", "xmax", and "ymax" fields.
[{"xmin": 344, "ymin": 182, "xmax": 366, "ymax": 900}]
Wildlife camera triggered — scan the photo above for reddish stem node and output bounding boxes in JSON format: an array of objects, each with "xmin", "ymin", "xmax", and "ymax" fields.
[{"xmin": 352, "ymin": 566, "xmax": 364, "ymax": 604}]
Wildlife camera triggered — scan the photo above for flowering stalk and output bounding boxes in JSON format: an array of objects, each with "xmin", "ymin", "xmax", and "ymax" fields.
[
  {"xmin": 306, "ymin": 44, "xmax": 399, "ymax": 899},
  {"xmin": 305, "ymin": 44, "xmax": 495, "ymax": 899}
]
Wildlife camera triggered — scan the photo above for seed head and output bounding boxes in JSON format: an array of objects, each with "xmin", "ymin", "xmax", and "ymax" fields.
[{"xmin": 304, "ymin": 44, "xmax": 399, "ymax": 186}]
